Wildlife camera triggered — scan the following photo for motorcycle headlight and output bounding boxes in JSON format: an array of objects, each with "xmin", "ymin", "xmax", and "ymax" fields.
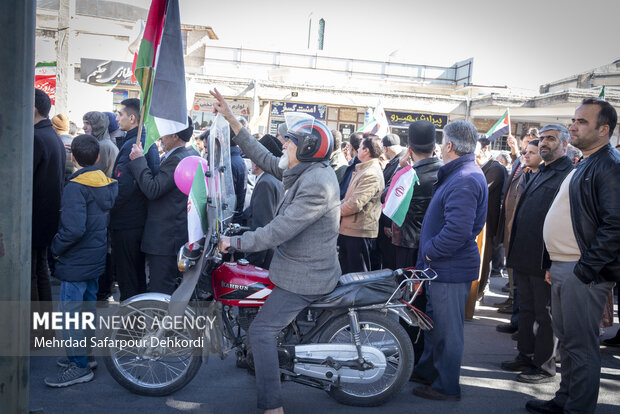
[{"xmin": 177, "ymin": 246, "xmax": 193, "ymax": 272}]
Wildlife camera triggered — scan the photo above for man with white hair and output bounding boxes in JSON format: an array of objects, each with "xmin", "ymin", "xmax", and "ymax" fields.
[
  {"xmin": 410, "ymin": 120, "xmax": 488, "ymax": 401},
  {"xmin": 502, "ymin": 124, "xmax": 573, "ymax": 385}
]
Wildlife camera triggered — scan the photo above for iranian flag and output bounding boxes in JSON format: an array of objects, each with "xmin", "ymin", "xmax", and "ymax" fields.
[
  {"xmin": 134, "ymin": 0, "xmax": 188, "ymax": 152},
  {"xmin": 382, "ymin": 166, "xmax": 419, "ymax": 227},
  {"xmin": 485, "ymin": 109, "xmax": 510, "ymax": 142},
  {"xmin": 187, "ymin": 163, "xmax": 208, "ymax": 250},
  {"xmin": 358, "ymin": 100, "xmax": 390, "ymax": 138}
]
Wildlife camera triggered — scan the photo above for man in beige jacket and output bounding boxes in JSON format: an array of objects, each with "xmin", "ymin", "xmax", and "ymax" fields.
[{"xmin": 338, "ymin": 135, "xmax": 385, "ymax": 273}]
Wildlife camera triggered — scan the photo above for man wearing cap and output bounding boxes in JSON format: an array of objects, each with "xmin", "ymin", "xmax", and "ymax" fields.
[
  {"xmin": 129, "ymin": 117, "xmax": 199, "ymax": 294},
  {"xmin": 83, "ymin": 111, "xmax": 119, "ymax": 177},
  {"xmin": 51, "ymin": 113, "xmax": 75, "ymax": 181},
  {"xmin": 211, "ymin": 88, "xmax": 340, "ymax": 414},
  {"xmin": 390, "ymin": 121, "xmax": 442, "ymax": 363},
  {"xmin": 242, "ymin": 134, "xmax": 284, "ymax": 269}
]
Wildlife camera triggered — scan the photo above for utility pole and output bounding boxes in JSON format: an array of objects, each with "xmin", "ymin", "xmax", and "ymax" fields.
[
  {"xmin": 0, "ymin": 0, "xmax": 35, "ymax": 413},
  {"xmin": 56, "ymin": 0, "xmax": 75, "ymax": 114}
]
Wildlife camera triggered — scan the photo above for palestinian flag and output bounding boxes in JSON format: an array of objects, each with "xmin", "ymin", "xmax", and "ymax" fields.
[
  {"xmin": 382, "ymin": 166, "xmax": 419, "ymax": 227},
  {"xmin": 599, "ymin": 85, "xmax": 606, "ymax": 100},
  {"xmin": 357, "ymin": 101, "xmax": 389, "ymax": 138},
  {"xmin": 187, "ymin": 163, "xmax": 208, "ymax": 250},
  {"xmin": 134, "ymin": 0, "xmax": 187, "ymax": 152},
  {"xmin": 485, "ymin": 109, "xmax": 510, "ymax": 142}
]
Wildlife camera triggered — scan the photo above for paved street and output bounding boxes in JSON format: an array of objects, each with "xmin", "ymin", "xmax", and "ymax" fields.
[{"xmin": 30, "ymin": 276, "xmax": 620, "ymax": 414}]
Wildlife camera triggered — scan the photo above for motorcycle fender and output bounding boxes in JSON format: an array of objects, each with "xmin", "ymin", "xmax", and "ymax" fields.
[
  {"xmin": 388, "ymin": 307, "xmax": 415, "ymax": 326},
  {"xmin": 119, "ymin": 293, "xmax": 197, "ymax": 318}
]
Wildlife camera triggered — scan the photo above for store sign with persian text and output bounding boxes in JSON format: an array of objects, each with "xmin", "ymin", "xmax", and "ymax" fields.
[
  {"xmin": 270, "ymin": 102, "xmax": 327, "ymax": 120},
  {"xmin": 385, "ymin": 111, "xmax": 448, "ymax": 129},
  {"xmin": 80, "ymin": 59, "xmax": 136, "ymax": 85}
]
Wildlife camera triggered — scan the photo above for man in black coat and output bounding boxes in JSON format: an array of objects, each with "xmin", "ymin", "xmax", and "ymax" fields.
[
  {"xmin": 110, "ymin": 99, "xmax": 160, "ymax": 300},
  {"xmin": 32, "ymin": 89, "xmax": 65, "ymax": 321},
  {"xmin": 129, "ymin": 117, "xmax": 199, "ymax": 294},
  {"xmin": 476, "ymin": 137, "xmax": 506, "ymax": 300},
  {"xmin": 526, "ymin": 100, "xmax": 619, "ymax": 414},
  {"xmin": 502, "ymin": 124, "xmax": 574, "ymax": 384}
]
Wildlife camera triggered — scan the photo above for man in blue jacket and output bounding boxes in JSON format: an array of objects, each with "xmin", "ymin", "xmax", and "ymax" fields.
[
  {"xmin": 411, "ymin": 120, "xmax": 488, "ymax": 401},
  {"xmin": 45, "ymin": 134, "xmax": 118, "ymax": 387},
  {"xmin": 110, "ymin": 98, "xmax": 160, "ymax": 301}
]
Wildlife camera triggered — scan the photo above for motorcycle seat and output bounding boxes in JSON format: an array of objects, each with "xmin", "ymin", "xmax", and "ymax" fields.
[
  {"xmin": 309, "ymin": 269, "xmax": 401, "ymax": 309},
  {"xmin": 338, "ymin": 269, "xmax": 394, "ymax": 286}
]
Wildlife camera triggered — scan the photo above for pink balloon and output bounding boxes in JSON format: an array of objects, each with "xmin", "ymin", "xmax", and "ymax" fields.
[{"xmin": 174, "ymin": 156, "xmax": 209, "ymax": 195}]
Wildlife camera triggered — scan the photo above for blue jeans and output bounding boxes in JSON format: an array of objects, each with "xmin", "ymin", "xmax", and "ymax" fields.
[
  {"xmin": 413, "ymin": 280, "xmax": 471, "ymax": 395},
  {"xmin": 59, "ymin": 279, "xmax": 98, "ymax": 368}
]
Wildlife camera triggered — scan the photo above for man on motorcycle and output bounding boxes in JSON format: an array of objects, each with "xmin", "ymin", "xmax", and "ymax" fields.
[{"xmin": 211, "ymin": 89, "xmax": 341, "ymax": 414}]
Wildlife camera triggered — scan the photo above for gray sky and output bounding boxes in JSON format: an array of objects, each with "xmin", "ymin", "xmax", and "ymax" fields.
[{"xmin": 179, "ymin": 0, "xmax": 620, "ymax": 92}]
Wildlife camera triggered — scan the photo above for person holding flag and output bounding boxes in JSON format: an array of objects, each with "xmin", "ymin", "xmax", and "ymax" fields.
[
  {"xmin": 383, "ymin": 120, "xmax": 442, "ymax": 366},
  {"xmin": 110, "ymin": 98, "xmax": 160, "ymax": 301},
  {"xmin": 128, "ymin": 117, "xmax": 198, "ymax": 294}
]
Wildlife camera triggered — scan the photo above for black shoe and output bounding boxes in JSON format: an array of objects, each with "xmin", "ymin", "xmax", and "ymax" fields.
[
  {"xmin": 501, "ymin": 355, "xmax": 534, "ymax": 372},
  {"xmin": 525, "ymin": 398, "xmax": 564, "ymax": 414},
  {"xmin": 493, "ymin": 298, "xmax": 513, "ymax": 308},
  {"xmin": 496, "ymin": 323, "xmax": 518, "ymax": 334},
  {"xmin": 517, "ymin": 368, "xmax": 555, "ymax": 384},
  {"xmin": 511, "ymin": 332, "xmax": 519, "ymax": 341},
  {"xmin": 602, "ymin": 332, "xmax": 620, "ymax": 347},
  {"xmin": 497, "ymin": 305, "xmax": 513, "ymax": 314},
  {"xmin": 412, "ymin": 385, "xmax": 460, "ymax": 401}
]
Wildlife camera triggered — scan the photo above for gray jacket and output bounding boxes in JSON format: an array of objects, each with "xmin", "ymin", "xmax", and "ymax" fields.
[{"xmin": 231, "ymin": 128, "xmax": 341, "ymax": 295}]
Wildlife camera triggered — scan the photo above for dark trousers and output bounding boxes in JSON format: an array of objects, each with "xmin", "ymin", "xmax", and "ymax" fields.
[
  {"xmin": 515, "ymin": 270, "xmax": 556, "ymax": 375},
  {"xmin": 31, "ymin": 246, "xmax": 52, "ymax": 303},
  {"xmin": 413, "ymin": 281, "xmax": 471, "ymax": 396},
  {"xmin": 111, "ymin": 228, "xmax": 146, "ymax": 301},
  {"xmin": 376, "ymin": 217, "xmax": 394, "ymax": 270},
  {"xmin": 96, "ymin": 252, "xmax": 114, "ymax": 300},
  {"xmin": 338, "ymin": 234, "xmax": 373, "ymax": 274},
  {"xmin": 550, "ymin": 261, "xmax": 614, "ymax": 413},
  {"xmin": 31, "ymin": 246, "xmax": 54, "ymax": 342},
  {"xmin": 146, "ymin": 253, "xmax": 179, "ymax": 295},
  {"xmin": 248, "ymin": 286, "xmax": 320, "ymax": 409},
  {"xmin": 477, "ymin": 235, "xmax": 494, "ymax": 296}
]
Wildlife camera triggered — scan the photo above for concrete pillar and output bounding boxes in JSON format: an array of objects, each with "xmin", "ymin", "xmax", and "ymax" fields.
[{"xmin": 0, "ymin": 1, "xmax": 35, "ymax": 413}]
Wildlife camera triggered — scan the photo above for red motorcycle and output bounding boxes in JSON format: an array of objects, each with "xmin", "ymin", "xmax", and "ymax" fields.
[{"xmin": 104, "ymin": 116, "xmax": 436, "ymax": 406}]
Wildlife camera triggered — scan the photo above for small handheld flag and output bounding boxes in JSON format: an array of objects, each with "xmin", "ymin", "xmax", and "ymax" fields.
[
  {"xmin": 485, "ymin": 109, "xmax": 510, "ymax": 142},
  {"xmin": 382, "ymin": 166, "xmax": 419, "ymax": 227},
  {"xmin": 187, "ymin": 163, "xmax": 208, "ymax": 250}
]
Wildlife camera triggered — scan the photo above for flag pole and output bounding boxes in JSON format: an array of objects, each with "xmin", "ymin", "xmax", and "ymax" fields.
[
  {"xmin": 507, "ymin": 108, "xmax": 511, "ymax": 136},
  {"xmin": 136, "ymin": 67, "xmax": 153, "ymax": 145}
]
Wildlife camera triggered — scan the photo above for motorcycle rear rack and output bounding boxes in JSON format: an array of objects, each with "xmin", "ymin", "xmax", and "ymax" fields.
[{"xmin": 354, "ymin": 268, "xmax": 437, "ymax": 331}]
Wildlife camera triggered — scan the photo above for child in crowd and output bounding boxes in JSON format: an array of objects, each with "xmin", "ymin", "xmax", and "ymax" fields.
[{"xmin": 45, "ymin": 134, "xmax": 118, "ymax": 387}]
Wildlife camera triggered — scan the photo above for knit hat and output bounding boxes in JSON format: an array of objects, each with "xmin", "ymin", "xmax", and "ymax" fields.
[
  {"xmin": 83, "ymin": 111, "xmax": 110, "ymax": 142},
  {"xmin": 51, "ymin": 113, "xmax": 70, "ymax": 135},
  {"xmin": 408, "ymin": 120, "xmax": 436, "ymax": 148},
  {"xmin": 382, "ymin": 133, "xmax": 401, "ymax": 147},
  {"xmin": 259, "ymin": 134, "xmax": 283, "ymax": 157},
  {"xmin": 176, "ymin": 116, "xmax": 194, "ymax": 142},
  {"xmin": 104, "ymin": 112, "xmax": 119, "ymax": 133}
]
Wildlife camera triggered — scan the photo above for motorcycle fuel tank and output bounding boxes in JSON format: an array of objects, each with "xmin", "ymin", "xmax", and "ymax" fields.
[{"xmin": 212, "ymin": 260, "xmax": 275, "ymax": 307}]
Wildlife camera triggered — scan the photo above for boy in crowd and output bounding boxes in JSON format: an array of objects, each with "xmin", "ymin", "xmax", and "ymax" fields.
[{"xmin": 45, "ymin": 135, "xmax": 118, "ymax": 387}]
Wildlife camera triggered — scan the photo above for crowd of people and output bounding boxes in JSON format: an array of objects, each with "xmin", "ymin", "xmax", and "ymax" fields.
[{"xmin": 31, "ymin": 86, "xmax": 619, "ymax": 414}]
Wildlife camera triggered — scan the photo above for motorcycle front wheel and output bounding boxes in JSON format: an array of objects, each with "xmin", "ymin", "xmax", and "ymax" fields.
[
  {"xmin": 318, "ymin": 311, "xmax": 414, "ymax": 406},
  {"xmin": 104, "ymin": 300, "xmax": 202, "ymax": 396}
]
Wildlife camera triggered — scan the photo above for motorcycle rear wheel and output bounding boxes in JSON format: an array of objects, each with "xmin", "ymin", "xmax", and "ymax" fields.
[
  {"xmin": 318, "ymin": 311, "xmax": 414, "ymax": 406},
  {"xmin": 104, "ymin": 300, "xmax": 202, "ymax": 396}
]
